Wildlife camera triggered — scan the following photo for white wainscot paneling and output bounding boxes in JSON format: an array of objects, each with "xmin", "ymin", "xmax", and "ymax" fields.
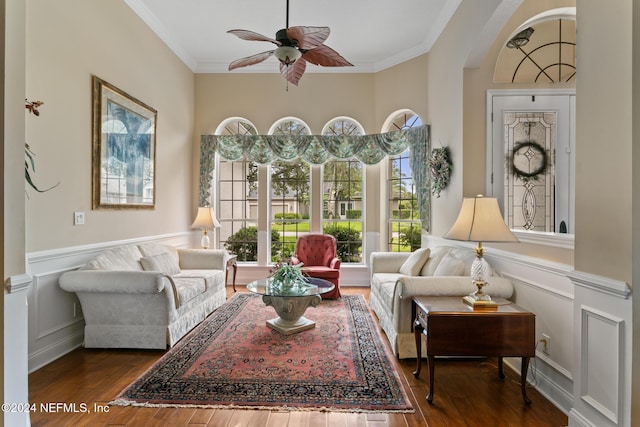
[
  {"xmin": 580, "ymin": 307, "xmax": 623, "ymax": 424},
  {"xmin": 568, "ymin": 271, "xmax": 631, "ymax": 427},
  {"xmin": 27, "ymin": 232, "xmax": 192, "ymax": 372}
]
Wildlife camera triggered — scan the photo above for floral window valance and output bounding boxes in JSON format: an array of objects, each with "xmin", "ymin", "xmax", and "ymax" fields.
[{"xmin": 198, "ymin": 124, "xmax": 431, "ymax": 230}]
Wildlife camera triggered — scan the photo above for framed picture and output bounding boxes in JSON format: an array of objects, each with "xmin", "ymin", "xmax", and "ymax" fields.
[{"xmin": 92, "ymin": 76, "xmax": 157, "ymax": 209}]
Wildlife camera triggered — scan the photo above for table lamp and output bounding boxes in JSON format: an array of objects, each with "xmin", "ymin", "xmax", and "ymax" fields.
[
  {"xmin": 191, "ymin": 207, "xmax": 221, "ymax": 249},
  {"xmin": 443, "ymin": 195, "xmax": 517, "ymax": 308}
]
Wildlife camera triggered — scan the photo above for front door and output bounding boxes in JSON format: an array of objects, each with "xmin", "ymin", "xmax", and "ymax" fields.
[{"xmin": 487, "ymin": 90, "xmax": 575, "ymax": 234}]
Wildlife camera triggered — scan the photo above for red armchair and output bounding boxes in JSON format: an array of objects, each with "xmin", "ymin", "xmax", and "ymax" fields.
[{"xmin": 291, "ymin": 234, "xmax": 341, "ymax": 299}]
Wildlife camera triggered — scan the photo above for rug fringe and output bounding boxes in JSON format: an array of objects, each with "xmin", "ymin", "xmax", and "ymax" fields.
[{"xmin": 109, "ymin": 398, "xmax": 414, "ymax": 414}]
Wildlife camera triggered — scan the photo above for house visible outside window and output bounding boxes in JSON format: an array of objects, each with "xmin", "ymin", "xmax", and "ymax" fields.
[
  {"xmin": 216, "ymin": 119, "xmax": 259, "ymax": 262},
  {"xmin": 269, "ymin": 118, "xmax": 311, "ymax": 262},
  {"xmin": 385, "ymin": 111, "xmax": 422, "ymax": 252},
  {"xmin": 322, "ymin": 117, "xmax": 364, "ymax": 263}
]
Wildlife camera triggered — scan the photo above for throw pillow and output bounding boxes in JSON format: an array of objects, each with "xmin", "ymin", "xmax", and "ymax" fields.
[
  {"xmin": 140, "ymin": 253, "xmax": 181, "ymax": 275},
  {"xmin": 399, "ymin": 248, "xmax": 431, "ymax": 276},
  {"xmin": 432, "ymin": 253, "xmax": 465, "ymax": 276},
  {"xmin": 420, "ymin": 246, "xmax": 451, "ymax": 276}
]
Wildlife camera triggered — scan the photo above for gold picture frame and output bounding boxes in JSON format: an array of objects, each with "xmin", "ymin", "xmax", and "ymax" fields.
[{"xmin": 92, "ymin": 76, "xmax": 157, "ymax": 209}]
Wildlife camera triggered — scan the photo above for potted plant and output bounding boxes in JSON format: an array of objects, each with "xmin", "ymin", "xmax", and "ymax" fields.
[{"xmin": 270, "ymin": 261, "xmax": 309, "ymax": 289}]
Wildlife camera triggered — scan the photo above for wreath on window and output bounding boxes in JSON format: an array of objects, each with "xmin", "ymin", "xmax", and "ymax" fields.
[
  {"xmin": 428, "ymin": 147, "xmax": 452, "ymax": 197},
  {"xmin": 510, "ymin": 141, "xmax": 548, "ymax": 181}
]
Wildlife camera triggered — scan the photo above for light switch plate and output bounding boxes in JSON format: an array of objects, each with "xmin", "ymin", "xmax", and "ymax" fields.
[{"xmin": 74, "ymin": 211, "xmax": 85, "ymax": 225}]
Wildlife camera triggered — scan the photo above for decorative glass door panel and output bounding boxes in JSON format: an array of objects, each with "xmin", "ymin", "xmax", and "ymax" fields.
[{"xmin": 503, "ymin": 111, "xmax": 556, "ymax": 232}]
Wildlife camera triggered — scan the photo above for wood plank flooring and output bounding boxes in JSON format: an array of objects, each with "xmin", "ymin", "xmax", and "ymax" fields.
[{"xmin": 29, "ymin": 286, "xmax": 568, "ymax": 426}]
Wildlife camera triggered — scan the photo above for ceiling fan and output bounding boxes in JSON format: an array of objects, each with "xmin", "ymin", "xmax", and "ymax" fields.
[{"xmin": 227, "ymin": 0, "xmax": 353, "ymax": 86}]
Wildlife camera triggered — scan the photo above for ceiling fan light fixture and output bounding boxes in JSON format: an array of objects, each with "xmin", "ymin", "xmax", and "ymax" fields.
[{"xmin": 274, "ymin": 45, "xmax": 302, "ymax": 65}]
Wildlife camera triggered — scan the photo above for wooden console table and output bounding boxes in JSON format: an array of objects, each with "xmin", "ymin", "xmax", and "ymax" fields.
[{"xmin": 412, "ymin": 296, "xmax": 535, "ymax": 405}]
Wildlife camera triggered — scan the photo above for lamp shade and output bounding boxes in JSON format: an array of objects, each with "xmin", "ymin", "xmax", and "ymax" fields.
[
  {"xmin": 191, "ymin": 207, "xmax": 221, "ymax": 229},
  {"xmin": 443, "ymin": 196, "xmax": 517, "ymax": 243}
]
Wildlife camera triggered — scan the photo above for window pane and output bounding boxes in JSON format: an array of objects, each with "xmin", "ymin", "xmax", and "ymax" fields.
[
  {"xmin": 216, "ymin": 119, "xmax": 259, "ymax": 262},
  {"xmin": 269, "ymin": 118, "xmax": 311, "ymax": 262},
  {"xmin": 323, "ymin": 159, "xmax": 363, "ymax": 262},
  {"xmin": 321, "ymin": 118, "xmax": 364, "ymax": 263},
  {"xmin": 386, "ymin": 112, "xmax": 422, "ymax": 252},
  {"xmin": 271, "ymin": 159, "xmax": 310, "ymax": 261},
  {"xmin": 219, "ymin": 159, "xmax": 259, "ymax": 261}
]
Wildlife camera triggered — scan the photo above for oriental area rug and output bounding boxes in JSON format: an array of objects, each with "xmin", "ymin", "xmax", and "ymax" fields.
[{"xmin": 111, "ymin": 293, "xmax": 414, "ymax": 413}]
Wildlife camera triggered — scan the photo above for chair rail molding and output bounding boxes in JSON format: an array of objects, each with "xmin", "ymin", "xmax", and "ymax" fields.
[
  {"xmin": 567, "ymin": 270, "xmax": 630, "ymax": 299},
  {"xmin": 5, "ymin": 273, "xmax": 32, "ymax": 293}
]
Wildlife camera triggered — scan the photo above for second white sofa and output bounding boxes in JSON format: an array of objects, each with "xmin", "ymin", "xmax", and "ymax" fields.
[{"xmin": 369, "ymin": 245, "xmax": 514, "ymax": 359}]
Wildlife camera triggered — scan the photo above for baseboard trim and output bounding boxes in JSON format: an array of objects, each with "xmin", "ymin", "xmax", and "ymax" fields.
[{"xmin": 28, "ymin": 330, "xmax": 84, "ymax": 374}]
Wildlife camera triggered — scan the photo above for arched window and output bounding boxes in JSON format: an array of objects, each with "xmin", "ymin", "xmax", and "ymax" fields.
[
  {"xmin": 268, "ymin": 117, "xmax": 312, "ymax": 262},
  {"xmin": 383, "ymin": 110, "xmax": 423, "ymax": 252},
  {"xmin": 215, "ymin": 118, "xmax": 259, "ymax": 261},
  {"xmin": 494, "ymin": 8, "xmax": 576, "ymax": 83},
  {"xmin": 321, "ymin": 117, "xmax": 365, "ymax": 263}
]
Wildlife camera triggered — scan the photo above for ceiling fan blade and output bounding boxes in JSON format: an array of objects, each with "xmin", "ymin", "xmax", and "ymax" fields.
[
  {"xmin": 302, "ymin": 44, "xmax": 353, "ymax": 67},
  {"xmin": 228, "ymin": 51, "xmax": 274, "ymax": 71},
  {"xmin": 280, "ymin": 58, "xmax": 307, "ymax": 86},
  {"xmin": 286, "ymin": 26, "xmax": 330, "ymax": 49},
  {"xmin": 227, "ymin": 29, "xmax": 280, "ymax": 45}
]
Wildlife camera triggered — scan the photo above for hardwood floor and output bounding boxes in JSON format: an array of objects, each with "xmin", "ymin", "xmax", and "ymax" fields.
[{"xmin": 29, "ymin": 286, "xmax": 568, "ymax": 426}]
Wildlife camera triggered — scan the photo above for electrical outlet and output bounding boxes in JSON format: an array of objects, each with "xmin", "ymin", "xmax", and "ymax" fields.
[
  {"xmin": 74, "ymin": 211, "xmax": 85, "ymax": 225},
  {"xmin": 542, "ymin": 333, "xmax": 551, "ymax": 354}
]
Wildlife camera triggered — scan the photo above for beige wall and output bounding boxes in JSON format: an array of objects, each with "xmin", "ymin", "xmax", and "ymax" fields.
[
  {"xmin": 24, "ymin": 0, "xmax": 195, "ymax": 252},
  {"xmin": 575, "ymin": 0, "xmax": 632, "ymax": 284},
  {"xmin": 426, "ymin": 0, "xmax": 511, "ymax": 238},
  {"xmin": 462, "ymin": 0, "xmax": 575, "ymax": 264}
]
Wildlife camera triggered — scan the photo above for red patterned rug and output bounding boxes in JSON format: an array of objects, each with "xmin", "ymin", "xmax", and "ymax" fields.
[{"xmin": 111, "ymin": 293, "xmax": 413, "ymax": 413}]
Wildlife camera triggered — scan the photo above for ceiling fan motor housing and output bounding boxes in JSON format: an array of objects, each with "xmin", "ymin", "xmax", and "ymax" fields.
[{"xmin": 276, "ymin": 29, "xmax": 296, "ymax": 46}]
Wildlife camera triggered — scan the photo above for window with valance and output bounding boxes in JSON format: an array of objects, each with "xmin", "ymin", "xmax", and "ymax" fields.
[{"xmin": 199, "ymin": 124, "xmax": 431, "ymax": 231}]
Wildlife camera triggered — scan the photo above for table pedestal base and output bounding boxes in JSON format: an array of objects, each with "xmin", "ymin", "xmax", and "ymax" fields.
[
  {"xmin": 267, "ymin": 316, "xmax": 315, "ymax": 335},
  {"xmin": 262, "ymin": 294, "xmax": 322, "ymax": 335}
]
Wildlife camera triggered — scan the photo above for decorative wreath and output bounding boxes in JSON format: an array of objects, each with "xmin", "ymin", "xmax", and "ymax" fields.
[
  {"xmin": 428, "ymin": 147, "xmax": 452, "ymax": 198},
  {"xmin": 510, "ymin": 141, "xmax": 548, "ymax": 181}
]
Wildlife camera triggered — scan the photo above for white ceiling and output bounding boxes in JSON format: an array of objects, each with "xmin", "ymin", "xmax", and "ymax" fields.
[{"xmin": 124, "ymin": 0, "xmax": 462, "ymax": 74}]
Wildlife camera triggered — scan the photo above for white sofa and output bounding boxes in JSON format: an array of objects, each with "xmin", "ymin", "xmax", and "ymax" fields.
[
  {"xmin": 59, "ymin": 243, "xmax": 228, "ymax": 349},
  {"xmin": 369, "ymin": 245, "xmax": 514, "ymax": 359}
]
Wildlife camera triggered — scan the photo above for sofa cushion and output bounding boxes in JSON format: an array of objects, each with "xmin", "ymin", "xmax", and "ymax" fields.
[
  {"xmin": 176, "ymin": 269, "xmax": 225, "ymax": 292},
  {"xmin": 140, "ymin": 253, "xmax": 181, "ymax": 275},
  {"xmin": 171, "ymin": 277, "xmax": 206, "ymax": 307},
  {"xmin": 138, "ymin": 243, "xmax": 180, "ymax": 264},
  {"xmin": 448, "ymin": 247, "xmax": 478, "ymax": 276},
  {"xmin": 302, "ymin": 266, "xmax": 340, "ymax": 280},
  {"xmin": 83, "ymin": 246, "xmax": 144, "ymax": 271},
  {"xmin": 420, "ymin": 246, "xmax": 452, "ymax": 276},
  {"xmin": 398, "ymin": 248, "xmax": 431, "ymax": 276},
  {"xmin": 432, "ymin": 252, "xmax": 466, "ymax": 276}
]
